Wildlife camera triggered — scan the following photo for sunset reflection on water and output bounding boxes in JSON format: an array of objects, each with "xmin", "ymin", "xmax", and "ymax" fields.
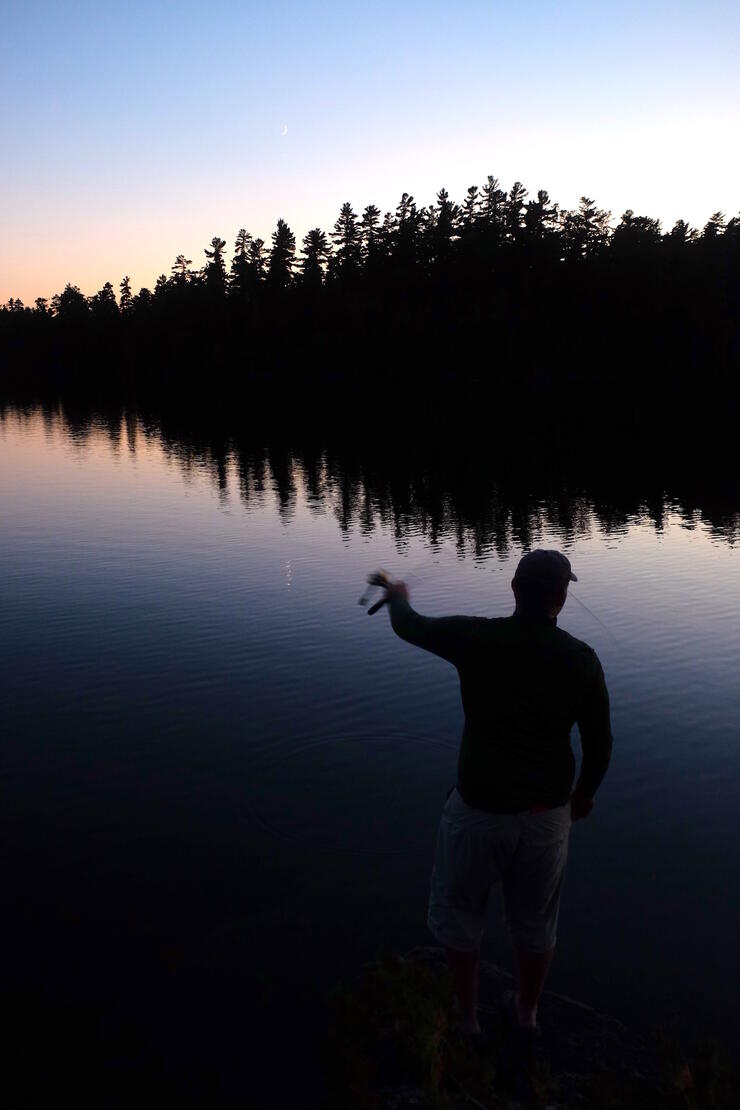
[{"xmin": 2, "ymin": 401, "xmax": 739, "ymax": 1103}]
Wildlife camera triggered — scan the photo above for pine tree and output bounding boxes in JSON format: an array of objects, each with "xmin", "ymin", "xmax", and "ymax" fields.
[
  {"xmin": 437, "ymin": 188, "xmax": 458, "ymax": 242},
  {"xmin": 480, "ymin": 176, "xmax": 506, "ymax": 227},
  {"xmin": 562, "ymin": 197, "xmax": 611, "ymax": 260},
  {"xmin": 524, "ymin": 190, "xmax": 558, "ymax": 240},
  {"xmin": 233, "ymin": 228, "xmax": 252, "ymax": 258},
  {"xmin": 724, "ymin": 212, "xmax": 740, "ymax": 245},
  {"xmin": 248, "ymin": 238, "xmax": 266, "ymax": 278},
  {"xmin": 203, "ymin": 237, "xmax": 227, "ymax": 292},
  {"xmin": 378, "ymin": 210, "xmax": 396, "ymax": 258},
  {"xmin": 133, "ymin": 287, "xmax": 152, "ymax": 312},
  {"xmin": 611, "ymin": 210, "xmax": 661, "ymax": 256},
  {"xmin": 231, "ymin": 229, "xmax": 259, "ymax": 296},
  {"xmin": 427, "ymin": 187, "xmax": 458, "ymax": 264},
  {"xmin": 91, "ymin": 281, "xmax": 118, "ymax": 309},
  {"xmin": 668, "ymin": 219, "xmax": 695, "ymax": 244},
  {"xmin": 702, "ymin": 212, "xmax": 726, "ymax": 240},
  {"xmin": 53, "ymin": 283, "xmax": 88, "ymax": 319},
  {"xmin": 394, "ymin": 193, "xmax": 423, "ymax": 265},
  {"xmin": 330, "ymin": 202, "xmax": 361, "ymax": 275},
  {"xmin": 505, "ymin": 181, "xmax": 528, "ymax": 241},
  {"xmin": 171, "ymin": 255, "xmax": 192, "ymax": 282},
  {"xmin": 300, "ymin": 228, "xmax": 331, "ymax": 284},
  {"xmin": 461, "ymin": 185, "xmax": 480, "ymax": 230},
  {"xmin": 267, "ymin": 219, "xmax": 296, "ymax": 287},
  {"xmin": 119, "ymin": 276, "xmax": 133, "ymax": 312},
  {"xmin": 361, "ymin": 204, "xmax": 381, "ymax": 261}
]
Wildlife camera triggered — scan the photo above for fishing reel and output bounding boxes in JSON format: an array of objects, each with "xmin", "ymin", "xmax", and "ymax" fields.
[{"xmin": 358, "ymin": 569, "xmax": 393, "ymax": 615}]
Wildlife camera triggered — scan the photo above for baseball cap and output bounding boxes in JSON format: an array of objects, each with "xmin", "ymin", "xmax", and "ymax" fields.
[{"xmin": 513, "ymin": 549, "xmax": 577, "ymax": 586}]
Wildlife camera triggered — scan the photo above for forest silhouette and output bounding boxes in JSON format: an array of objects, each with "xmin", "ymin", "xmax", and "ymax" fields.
[{"xmin": 2, "ymin": 177, "xmax": 739, "ymax": 420}]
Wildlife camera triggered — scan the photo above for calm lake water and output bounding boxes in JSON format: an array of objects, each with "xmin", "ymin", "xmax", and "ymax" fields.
[{"xmin": 2, "ymin": 402, "xmax": 739, "ymax": 1105}]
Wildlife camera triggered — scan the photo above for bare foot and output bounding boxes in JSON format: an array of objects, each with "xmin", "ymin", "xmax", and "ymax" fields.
[{"xmin": 514, "ymin": 991, "xmax": 538, "ymax": 1029}]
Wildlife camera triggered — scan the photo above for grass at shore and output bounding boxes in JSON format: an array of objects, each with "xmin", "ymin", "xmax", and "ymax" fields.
[{"xmin": 323, "ymin": 954, "xmax": 740, "ymax": 1109}]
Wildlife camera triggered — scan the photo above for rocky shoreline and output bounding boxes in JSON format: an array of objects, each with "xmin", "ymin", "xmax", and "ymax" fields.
[{"xmin": 322, "ymin": 945, "xmax": 736, "ymax": 1109}]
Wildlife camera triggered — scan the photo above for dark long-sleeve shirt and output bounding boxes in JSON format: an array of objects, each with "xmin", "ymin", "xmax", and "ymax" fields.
[{"xmin": 389, "ymin": 597, "xmax": 612, "ymax": 812}]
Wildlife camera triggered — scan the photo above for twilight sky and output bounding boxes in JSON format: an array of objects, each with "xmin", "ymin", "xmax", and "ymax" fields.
[{"xmin": 3, "ymin": 0, "xmax": 738, "ymax": 304}]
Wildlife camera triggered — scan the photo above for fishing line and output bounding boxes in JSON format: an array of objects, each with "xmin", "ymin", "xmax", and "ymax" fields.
[{"xmin": 567, "ymin": 589, "xmax": 621, "ymax": 646}]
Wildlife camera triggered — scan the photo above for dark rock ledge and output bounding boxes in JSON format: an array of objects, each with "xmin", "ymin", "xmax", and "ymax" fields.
[{"xmin": 322, "ymin": 945, "xmax": 737, "ymax": 1109}]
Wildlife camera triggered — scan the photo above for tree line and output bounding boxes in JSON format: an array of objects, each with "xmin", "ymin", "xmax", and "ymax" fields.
[{"xmin": 2, "ymin": 176, "xmax": 739, "ymax": 414}]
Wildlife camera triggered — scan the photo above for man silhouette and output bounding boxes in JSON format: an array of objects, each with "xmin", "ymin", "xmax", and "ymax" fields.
[{"xmin": 379, "ymin": 549, "xmax": 612, "ymax": 1038}]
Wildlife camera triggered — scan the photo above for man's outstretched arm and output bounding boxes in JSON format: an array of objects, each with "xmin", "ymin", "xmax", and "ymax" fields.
[{"xmin": 384, "ymin": 582, "xmax": 481, "ymax": 668}]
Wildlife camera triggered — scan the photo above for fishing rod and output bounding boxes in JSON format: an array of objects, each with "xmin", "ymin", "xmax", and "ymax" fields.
[
  {"xmin": 358, "ymin": 553, "xmax": 454, "ymax": 615},
  {"xmin": 358, "ymin": 569, "xmax": 393, "ymax": 615}
]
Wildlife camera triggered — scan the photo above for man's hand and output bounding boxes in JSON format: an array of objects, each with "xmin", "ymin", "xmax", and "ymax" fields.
[
  {"xmin": 383, "ymin": 580, "xmax": 409, "ymax": 603},
  {"xmin": 365, "ymin": 575, "xmax": 409, "ymax": 615},
  {"xmin": 570, "ymin": 789, "xmax": 594, "ymax": 821}
]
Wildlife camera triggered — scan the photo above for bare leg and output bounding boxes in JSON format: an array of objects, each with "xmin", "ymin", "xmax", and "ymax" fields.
[
  {"xmin": 445, "ymin": 946, "xmax": 481, "ymax": 1034},
  {"xmin": 514, "ymin": 947, "xmax": 554, "ymax": 1028}
]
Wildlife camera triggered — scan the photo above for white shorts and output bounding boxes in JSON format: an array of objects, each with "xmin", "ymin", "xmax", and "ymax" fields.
[{"xmin": 427, "ymin": 788, "xmax": 571, "ymax": 953}]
